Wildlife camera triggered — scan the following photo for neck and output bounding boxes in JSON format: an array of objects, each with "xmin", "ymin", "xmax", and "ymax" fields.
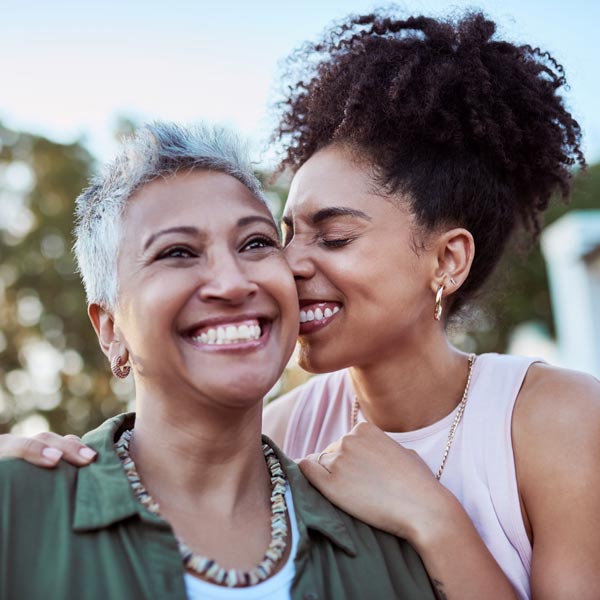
[
  {"xmin": 349, "ymin": 331, "xmax": 472, "ymax": 432},
  {"xmin": 128, "ymin": 383, "xmax": 271, "ymax": 516}
]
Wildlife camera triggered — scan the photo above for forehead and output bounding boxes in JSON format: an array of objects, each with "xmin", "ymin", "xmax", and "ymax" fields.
[
  {"xmin": 124, "ymin": 170, "xmax": 272, "ymax": 231},
  {"xmin": 284, "ymin": 146, "xmax": 376, "ymax": 216}
]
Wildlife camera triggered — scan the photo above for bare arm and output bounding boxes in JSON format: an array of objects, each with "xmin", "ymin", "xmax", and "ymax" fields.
[{"xmin": 513, "ymin": 364, "xmax": 600, "ymax": 599}]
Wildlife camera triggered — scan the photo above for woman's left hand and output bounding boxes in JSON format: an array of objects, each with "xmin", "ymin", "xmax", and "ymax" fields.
[{"xmin": 299, "ymin": 421, "xmax": 458, "ymax": 544}]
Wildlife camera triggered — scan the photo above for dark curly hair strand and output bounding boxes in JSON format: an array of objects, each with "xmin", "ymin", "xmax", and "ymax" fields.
[{"xmin": 273, "ymin": 10, "xmax": 585, "ymax": 314}]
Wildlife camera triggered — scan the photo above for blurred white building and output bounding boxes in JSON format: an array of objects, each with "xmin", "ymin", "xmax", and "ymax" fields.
[{"xmin": 541, "ymin": 211, "xmax": 600, "ymax": 378}]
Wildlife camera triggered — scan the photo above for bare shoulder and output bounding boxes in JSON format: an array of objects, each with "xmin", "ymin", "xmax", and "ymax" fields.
[
  {"xmin": 513, "ymin": 363, "xmax": 600, "ymax": 469},
  {"xmin": 513, "ymin": 364, "xmax": 600, "ymax": 595},
  {"xmin": 263, "ymin": 385, "xmax": 307, "ymax": 448},
  {"xmin": 514, "ymin": 362, "xmax": 600, "ymax": 435}
]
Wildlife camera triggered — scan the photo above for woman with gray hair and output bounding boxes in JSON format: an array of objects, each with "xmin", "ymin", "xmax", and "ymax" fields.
[{"xmin": 0, "ymin": 121, "xmax": 434, "ymax": 599}]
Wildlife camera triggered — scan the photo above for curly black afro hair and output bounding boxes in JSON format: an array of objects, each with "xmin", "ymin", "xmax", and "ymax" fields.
[{"xmin": 273, "ymin": 10, "xmax": 585, "ymax": 313}]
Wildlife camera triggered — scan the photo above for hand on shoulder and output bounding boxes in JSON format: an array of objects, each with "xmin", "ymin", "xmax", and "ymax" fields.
[{"xmin": 0, "ymin": 431, "xmax": 96, "ymax": 468}]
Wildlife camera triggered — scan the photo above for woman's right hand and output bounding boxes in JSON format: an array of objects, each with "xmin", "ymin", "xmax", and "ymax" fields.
[{"xmin": 0, "ymin": 432, "xmax": 96, "ymax": 467}]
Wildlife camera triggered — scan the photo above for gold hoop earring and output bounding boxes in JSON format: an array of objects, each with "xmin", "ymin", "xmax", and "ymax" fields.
[
  {"xmin": 434, "ymin": 284, "xmax": 444, "ymax": 321},
  {"xmin": 111, "ymin": 354, "xmax": 131, "ymax": 379}
]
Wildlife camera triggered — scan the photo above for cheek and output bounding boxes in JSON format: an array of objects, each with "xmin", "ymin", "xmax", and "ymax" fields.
[
  {"xmin": 270, "ymin": 267, "xmax": 299, "ymax": 327},
  {"xmin": 117, "ymin": 277, "xmax": 186, "ymax": 347}
]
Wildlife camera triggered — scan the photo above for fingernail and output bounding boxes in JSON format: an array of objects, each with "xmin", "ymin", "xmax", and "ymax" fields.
[
  {"xmin": 42, "ymin": 447, "xmax": 63, "ymax": 462},
  {"xmin": 79, "ymin": 447, "xmax": 97, "ymax": 460}
]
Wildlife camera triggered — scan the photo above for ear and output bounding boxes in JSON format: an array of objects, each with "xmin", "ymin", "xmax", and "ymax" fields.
[
  {"xmin": 429, "ymin": 228, "xmax": 475, "ymax": 295},
  {"xmin": 88, "ymin": 303, "xmax": 128, "ymax": 363}
]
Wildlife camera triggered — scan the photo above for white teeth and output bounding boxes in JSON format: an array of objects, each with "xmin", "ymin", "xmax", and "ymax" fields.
[
  {"xmin": 299, "ymin": 305, "xmax": 341, "ymax": 324},
  {"xmin": 192, "ymin": 321, "xmax": 262, "ymax": 345}
]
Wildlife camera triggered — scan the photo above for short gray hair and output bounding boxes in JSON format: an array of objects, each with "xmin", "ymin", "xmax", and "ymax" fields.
[{"xmin": 73, "ymin": 121, "xmax": 267, "ymax": 310}]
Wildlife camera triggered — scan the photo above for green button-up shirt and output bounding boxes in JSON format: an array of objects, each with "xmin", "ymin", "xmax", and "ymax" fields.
[{"xmin": 0, "ymin": 413, "xmax": 434, "ymax": 599}]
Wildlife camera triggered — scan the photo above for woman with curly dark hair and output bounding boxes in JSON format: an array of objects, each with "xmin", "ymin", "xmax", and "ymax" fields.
[
  {"xmin": 3, "ymin": 9, "xmax": 599, "ymax": 600},
  {"xmin": 261, "ymin": 10, "xmax": 599, "ymax": 600}
]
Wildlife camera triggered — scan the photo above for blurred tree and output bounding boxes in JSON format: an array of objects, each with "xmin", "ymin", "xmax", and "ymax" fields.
[{"xmin": 0, "ymin": 123, "xmax": 132, "ymax": 435}]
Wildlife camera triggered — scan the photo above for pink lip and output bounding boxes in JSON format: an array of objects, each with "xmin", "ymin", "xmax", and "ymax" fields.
[{"xmin": 298, "ymin": 301, "xmax": 342, "ymax": 335}]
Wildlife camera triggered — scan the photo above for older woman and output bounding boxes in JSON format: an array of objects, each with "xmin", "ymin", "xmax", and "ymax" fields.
[{"xmin": 0, "ymin": 122, "xmax": 434, "ymax": 599}]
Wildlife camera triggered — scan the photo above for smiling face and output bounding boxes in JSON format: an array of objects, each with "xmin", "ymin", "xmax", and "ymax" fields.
[
  {"xmin": 104, "ymin": 170, "xmax": 298, "ymax": 408},
  {"xmin": 282, "ymin": 145, "xmax": 438, "ymax": 373}
]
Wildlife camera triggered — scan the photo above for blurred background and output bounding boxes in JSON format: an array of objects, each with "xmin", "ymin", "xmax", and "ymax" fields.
[{"xmin": 0, "ymin": 0, "xmax": 598, "ymax": 435}]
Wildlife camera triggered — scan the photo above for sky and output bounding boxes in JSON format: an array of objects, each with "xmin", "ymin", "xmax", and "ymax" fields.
[{"xmin": 1, "ymin": 0, "xmax": 599, "ymax": 166}]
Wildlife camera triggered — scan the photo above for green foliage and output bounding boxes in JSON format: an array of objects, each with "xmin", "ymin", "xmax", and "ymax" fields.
[{"xmin": 0, "ymin": 124, "xmax": 130, "ymax": 435}]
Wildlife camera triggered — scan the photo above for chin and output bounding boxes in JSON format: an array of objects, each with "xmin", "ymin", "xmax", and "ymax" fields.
[
  {"xmin": 297, "ymin": 343, "xmax": 349, "ymax": 375},
  {"xmin": 223, "ymin": 370, "xmax": 282, "ymax": 402}
]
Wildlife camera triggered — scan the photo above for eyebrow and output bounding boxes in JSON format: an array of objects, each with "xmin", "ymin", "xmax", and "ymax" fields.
[
  {"xmin": 282, "ymin": 206, "xmax": 372, "ymax": 228},
  {"xmin": 237, "ymin": 215, "xmax": 279, "ymax": 233},
  {"xmin": 143, "ymin": 216, "xmax": 278, "ymax": 251},
  {"xmin": 143, "ymin": 226, "xmax": 199, "ymax": 251}
]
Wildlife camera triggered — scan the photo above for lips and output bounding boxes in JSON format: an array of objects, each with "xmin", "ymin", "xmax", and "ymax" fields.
[{"xmin": 298, "ymin": 301, "xmax": 342, "ymax": 335}]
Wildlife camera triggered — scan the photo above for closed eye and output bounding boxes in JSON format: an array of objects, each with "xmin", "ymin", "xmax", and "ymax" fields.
[{"xmin": 321, "ymin": 237, "xmax": 353, "ymax": 249}]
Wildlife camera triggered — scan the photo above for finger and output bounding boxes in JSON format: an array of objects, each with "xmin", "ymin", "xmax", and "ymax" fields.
[
  {"xmin": 298, "ymin": 455, "xmax": 333, "ymax": 488},
  {"xmin": 34, "ymin": 432, "xmax": 96, "ymax": 465},
  {"xmin": 307, "ymin": 451, "xmax": 334, "ymax": 472},
  {"xmin": 0, "ymin": 435, "xmax": 64, "ymax": 468}
]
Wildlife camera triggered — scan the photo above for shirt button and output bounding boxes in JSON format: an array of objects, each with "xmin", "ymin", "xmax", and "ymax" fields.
[{"xmin": 304, "ymin": 594, "xmax": 318, "ymax": 600}]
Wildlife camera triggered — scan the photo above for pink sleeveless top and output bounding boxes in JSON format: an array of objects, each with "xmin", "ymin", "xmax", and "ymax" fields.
[{"xmin": 283, "ymin": 353, "xmax": 536, "ymax": 600}]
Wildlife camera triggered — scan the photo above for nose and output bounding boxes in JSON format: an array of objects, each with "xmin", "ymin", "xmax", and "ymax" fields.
[
  {"xmin": 283, "ymin": 237, "xmax": 315, "ymax": 281},
  {"xmin": 198, "ymin": 252, "xmax": 258, "ymax": 304}
]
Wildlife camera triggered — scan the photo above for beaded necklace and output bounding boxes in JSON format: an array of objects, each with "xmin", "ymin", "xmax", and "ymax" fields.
[{"xmin": 115, "ymin": 429, "xmax": 289, "ymax": 588}]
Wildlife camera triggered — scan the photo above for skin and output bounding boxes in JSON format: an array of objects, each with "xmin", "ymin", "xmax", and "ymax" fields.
[
  {"xmin": 79, "ymin": 170, "xmax": 299, "ymax": 571},
  {"xmin": 4, "ymin": 147, "xmax": 600, "ymax": 598}
]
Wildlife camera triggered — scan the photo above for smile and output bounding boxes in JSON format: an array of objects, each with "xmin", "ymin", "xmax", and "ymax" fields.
[
  {"xmin": 187, "ymin": 318, "xmax": 265, "ymax": 346},
  {"xmin": 298, "ymin": 302, "xmax": 341, "ymax": 334}
]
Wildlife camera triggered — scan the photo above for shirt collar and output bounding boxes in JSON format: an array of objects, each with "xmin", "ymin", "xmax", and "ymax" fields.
[
  {"xmin": 73, "ymin": 413, "xmax": 165, "ymax": 531},
  {"xmin": 266, "ymin": 437, "xmax": 357, "ymax": 557},
  {"xmin": 72, "ymin": 413, "xmax": 356, "ymax": 556}
]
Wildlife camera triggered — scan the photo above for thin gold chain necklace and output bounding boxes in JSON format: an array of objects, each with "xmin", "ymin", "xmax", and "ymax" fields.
[{"xmin": 351, "ymin": 353, "xmax": 477, "ymax": 481}]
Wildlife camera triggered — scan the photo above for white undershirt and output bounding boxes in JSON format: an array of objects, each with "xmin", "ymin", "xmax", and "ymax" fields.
[{"xmin": 184, "ymin": 485, "xmax": 298, "ymax": 600}]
